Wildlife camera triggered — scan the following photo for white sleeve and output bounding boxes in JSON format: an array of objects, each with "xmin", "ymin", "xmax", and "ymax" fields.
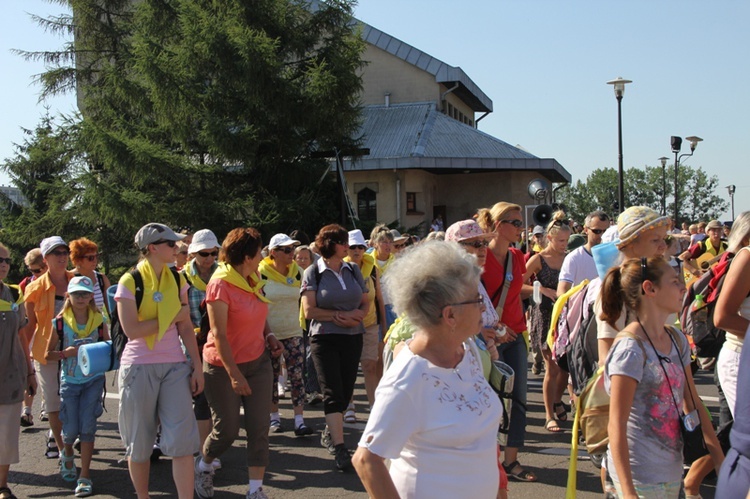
[
  {"xmin": 358, "ymin": 382, "xmax": 421, "ymax": 459},
  {"xmin": 558, "ymin": 252, "xmax": 576, "ymax": 284}
]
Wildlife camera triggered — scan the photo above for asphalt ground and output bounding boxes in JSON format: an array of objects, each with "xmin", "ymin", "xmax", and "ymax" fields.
[{"xmin": 9, "ymin": 362, "xmax": 721, "ymax": 498}]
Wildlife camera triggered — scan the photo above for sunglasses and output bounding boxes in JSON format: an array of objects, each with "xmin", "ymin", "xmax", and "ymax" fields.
[
  {"xmin": 198, "ymin": 250, "xmax": 219, "ymax": 258},
  {"xmin": 82, "ymin": 254, "xmax": 100, "ymax": 262},
  {"xmin": 274, "ymin": 246, "xmax": 295, "ymax": 254},
  {"xmin": 552, "ymin": 219, "xmax": 570, "ymax": 227},
  {"xmin": 0, "ymin": 257, "xmax": 11, "ymax": 265},
  {"xmin": 641, "ymin": 257, "xmax": 648, "ymax": 295},
  {"xmin": 152, "ymin": 240, "xmax": 177, "ymax": 248},
  {"xmin": 586, "ymin": 228, "xmax": 605, "ymax": 235},
  {"xmin": 50, "ymin": 249, "xmax": 70, "ymax": 257},
  {"xmin": 501, "ymin": 219, "xmax": 524, "ymax": 228},
  {"xmin": 29, "ymin": 267, "xmax": 44, "ymax": 274},
  {"xmin": 333, "ymin": 240, "xmax": 348, "ymax": 246},
  {"xmin": 349, "ymin": 245, "xmax": 367, "ymax": 251},
  {"xmin": 459, "ymin": 240, "xmax": 489, "ymax": 249}
]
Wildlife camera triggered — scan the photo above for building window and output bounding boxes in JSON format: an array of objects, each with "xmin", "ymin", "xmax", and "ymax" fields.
[
  {"xmin": 406, "ymin": 192, "xmax": 417, "ymax": 213},
  {"xmin": 357, "ymin": 188, "xmax": 377, "ymax": 221}
]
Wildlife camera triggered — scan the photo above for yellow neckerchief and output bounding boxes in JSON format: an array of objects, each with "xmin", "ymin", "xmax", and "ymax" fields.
[
  {"xmin": 0, "ymin": 283, "xmax": 24, "ymax": 312},
  {"xmin": 62, "ymin": 307, "xmax": 103, "ymax": 339},
  {"xmin": 183, "ymin": 259, "xmax": 215, "ymax": 292},
  {"xmin": 127, "ymin": 259, "xmax": 182, "ymax": 349},
  {"xmin": 259, "ymin": 257, "xmax": 300, "ymax": 287},
  {"xmin": 345, "ymin": 253, "xmax": 375, "ymax": 279},
  {"xmin": 373, "ymin": 251, "xmax": 394, "ymax": 274},
  {"xmin": 211, "ymin": 262, "xmax": 271, "ymax": 304}
]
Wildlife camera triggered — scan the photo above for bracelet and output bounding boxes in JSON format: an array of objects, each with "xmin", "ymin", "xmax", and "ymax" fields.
[{"xmin": 265, "ymin": 332, "xmax": 276, "ymax": 340}]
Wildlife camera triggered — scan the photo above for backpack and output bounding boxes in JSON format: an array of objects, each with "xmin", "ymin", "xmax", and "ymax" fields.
[
  {"xmin": 557, "ymin": 280, "xmax": 601, "ymax": 396},
  {"xmin": 549, "ymin": 280, "xmax": 589, "ymax": 373},
  {"xmin": 680, "ymin": 252, "xmax": 733, "ymax": 358},
  {"xmin": 109, "ymin": 266, "xmax": 181, "ymax": 367}
]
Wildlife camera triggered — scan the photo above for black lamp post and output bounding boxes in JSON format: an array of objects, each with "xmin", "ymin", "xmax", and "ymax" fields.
[
  {"xmin": 670, "ymin": 135, "xmax": 703, "ymax": 224},
  {"xmin": 659, "ymin": 156, "xmax": 669, "ymax": 216},
  {"xmin": 607, "ymin": 77, "xmax": 632, "ymax": 215},
  {"xmin": 726, "ymin": 184, "xmax": 736, "ymax": 220}
]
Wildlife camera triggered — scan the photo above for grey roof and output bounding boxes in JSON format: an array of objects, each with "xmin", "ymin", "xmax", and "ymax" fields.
[{"xmin": 345, "ymin": 103, "xmax": 571, "ymax": 183}]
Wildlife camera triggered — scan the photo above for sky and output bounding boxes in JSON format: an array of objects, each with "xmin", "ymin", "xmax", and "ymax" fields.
[{"xmin": 2, "ymin": 0, "xmax": 749, "ymax": 221}]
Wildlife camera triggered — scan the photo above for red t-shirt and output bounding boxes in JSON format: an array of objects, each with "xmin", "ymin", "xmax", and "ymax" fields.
[
  {"xmin": 203, "ymin": 279, "xmax": 269, "ymax": 366},
  {"xmin": 482, "ymin": 247, "xmax": 527, "ymax": 334}
]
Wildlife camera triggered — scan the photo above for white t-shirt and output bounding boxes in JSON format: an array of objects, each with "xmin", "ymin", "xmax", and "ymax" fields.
[
  {"xmin": 559, "ymin": 246, "xmax": 598, "ymax": 286},
  {"xmin": 359, "ymin": 338, "xmax": 501, "ymax": 499}
]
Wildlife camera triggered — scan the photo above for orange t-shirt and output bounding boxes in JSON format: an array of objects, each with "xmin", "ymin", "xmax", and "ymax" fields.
[{"xmin": 203, "ymin": 278, "xmax": 268, "ymax": 366}]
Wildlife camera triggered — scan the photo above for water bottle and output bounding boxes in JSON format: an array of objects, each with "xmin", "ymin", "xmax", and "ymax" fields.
[
  {"xmin": 692, "ymin": 294, "xmax": 707, "ymax": 324},
  {"xmin": 533, "ymin": 280, "xmax": 542, "ymax": 305}
]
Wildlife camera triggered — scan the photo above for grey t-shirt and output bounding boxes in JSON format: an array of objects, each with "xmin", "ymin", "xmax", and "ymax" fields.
[
  {"xmin": 301, "ymin": 260, "xmax": 367, "ymax": 336},
  {"xmin": 604, "ymin": 333, "xmax": 691, "ymax": 486}
]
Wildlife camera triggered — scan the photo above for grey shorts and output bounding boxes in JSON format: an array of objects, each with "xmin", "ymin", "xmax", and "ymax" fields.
[
  {"xmin": 35, "ymin": 359, "xmax": 61, "ymax": 413},
  {"xmin": 118, "ymin": 362, "xmax": 199, "ymax": 462},
  {"xmin": 361, "ymin": 324, "xmax": 380, "ymax": 362},
  {"xmin": 0, "ymin": 402, "xmax": 22, "ymax": 465}
]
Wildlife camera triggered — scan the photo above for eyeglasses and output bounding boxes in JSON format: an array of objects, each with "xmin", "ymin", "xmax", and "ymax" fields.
[
  {"xmin": 29, "ymin": 267, "xmax": 43, "ymax": 274},
  {"xmin": 501, "ymin": 219, "xmax": 524, "ymax": 228},
  {"xmin": 50, "ymin": 249, "xmax": 70, "ymax": 257},
  {"xmin": 274, "ymin": 246, "xmax": 295, "ymax": 254},
  {"xmin": 152, "ymin": 240, "xmax": 177, "ymax": 248},
  {"xmin": 198, "ymin": 250, "xmax": 219, "ymax": 258},
  {"xmin": 641, "ymin": 257, "xmax": 648, "ymax": 295},
  {"xmin": 0, "ymin": 257, "xmax": 11, "ymax": 265},
  {"xmin": 459, "ymin": 240, "xmax": 489, "ymax": 249},
  {"xmin": 70, "ymin": 291, "xmax": 93, "ymax": 299},
  {"xmin": 349, "ymin": 245, "xmax": 367, "ymax": 251},
  {"xmin": 82, "ymin": 254, "xmax": 100, "ymax": 262},
  {"xmin": 442, "ymin": 295, "xmax": 484, "ymax": 315},
  {"xmin": 586, "ymin": 228, "xmax": 605, "ymax": 235}
]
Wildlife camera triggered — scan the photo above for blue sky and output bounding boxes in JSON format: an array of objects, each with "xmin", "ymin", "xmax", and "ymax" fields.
[{"xmin": 3, "ymin": 0, "xmax": 748, "ymax": 221}]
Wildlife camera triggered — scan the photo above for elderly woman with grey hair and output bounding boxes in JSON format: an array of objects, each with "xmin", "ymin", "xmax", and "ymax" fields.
[{"xmin": 352, "ymin": 242, "xmax": 502, "ymax": 498}]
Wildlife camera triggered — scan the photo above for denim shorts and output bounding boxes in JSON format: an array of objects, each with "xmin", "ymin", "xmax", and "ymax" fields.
[{"xmin": 60, "ymin": 376, "xmax": 105, "ymax": 444}]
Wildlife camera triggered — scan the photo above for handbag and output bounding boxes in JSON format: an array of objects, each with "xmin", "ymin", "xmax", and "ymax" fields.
[{"xmin": 489, "ymin": 360, "xmax": 514, "ymax": 447}]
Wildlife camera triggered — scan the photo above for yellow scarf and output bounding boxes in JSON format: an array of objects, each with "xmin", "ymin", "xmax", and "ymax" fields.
[
  {"xmin": 259, "ymin": 257, "xmax": 301, "ymax": 287},
  {"xmin": 125, "ymin": 260, "xmax": 183, "ymax": 349},
  {"xmin": 373, "ymin": 251, "xmax": 394, "ymax": 274},
  {"xmin": 183, "ymin": 260, "xmax": 213, "ymax": 292},
  {"xmin": 62, "ymin": 307, "xmax": 103, "ymax": 339},
  {"xmin": 344, "ymin": 252, "xmax": 375, "ymax": 279},
  {"xmin": 211, "ymin": 262, "xmax": 271, "ymax": 303},
  {"xmin": 0, "ymin": 283, "xmax": 23, "ymax": 312}
]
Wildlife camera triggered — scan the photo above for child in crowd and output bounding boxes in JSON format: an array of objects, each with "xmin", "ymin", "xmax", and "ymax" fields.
[{"xmin": 46, "ymin": 276, "xmax": 109, "ymax": 497}]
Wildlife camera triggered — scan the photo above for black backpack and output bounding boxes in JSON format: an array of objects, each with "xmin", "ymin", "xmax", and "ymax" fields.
[
  {"xmin": 109, "ymin": 266, "xmax": 180, "ymax": 368},
  {"xmin": 565, "ymin": 299, "xmax": 600, "ymax": 397}
]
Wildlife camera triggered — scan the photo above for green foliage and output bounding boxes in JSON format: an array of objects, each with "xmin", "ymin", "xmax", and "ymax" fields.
[
  {"xmin": 9, "ymin": 0, "xmax": 365, "ymax": 262},
  {"xmin": 556, "ymin": 164, "xmax": 728, "ymax": 225}
]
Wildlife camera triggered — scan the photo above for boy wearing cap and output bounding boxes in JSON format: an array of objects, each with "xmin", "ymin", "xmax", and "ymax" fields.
[
  {"xmin": 21, "ymin": 236, "xmax": 76, "ymax": 460},
  {"xmin": 680, "ymin": 220, "xmax": 728, "ymax": 278}
]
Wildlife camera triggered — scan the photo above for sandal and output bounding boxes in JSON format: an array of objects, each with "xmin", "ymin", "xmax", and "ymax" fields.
[
  {"xmin": 20, "ymin": 412, "xmax": 34, "ymax": 427},
  {"xmin": 45, "ymin": 430, "xmax": 59, "ymax": 459},
  {"xmin": 545, "ymin": 419, "xmax": 564, "ymax": 433},
  {"xmin": 0, "ymin": 486, "xmax": 18, "ymax": 499},
  {"xmin": 502, "ymin": 460, "xmax": 538, "ymax": 482},
  {"xmin": 344, "ymin": 408, "xmax": 356, "ymax": 424},
  {"xmin": 60, "ymin": 450, "xmax": 78, "ymax": 482},
  {"xmin": 74, "ymin": 477, "xmax": 93, "ymax": 498},
  {"xmin": 554, "ymin": 402, "xmax": 568, "ymax": 422}
]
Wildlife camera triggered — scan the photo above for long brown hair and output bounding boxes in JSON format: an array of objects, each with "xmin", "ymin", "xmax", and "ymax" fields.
[
  {"xmin": 476, "ymin": 202, "xmax": 522, "ymax": 232},
  {"xmin": 599, "ymin": 257, "xmax": 671, "ymax": 329}
]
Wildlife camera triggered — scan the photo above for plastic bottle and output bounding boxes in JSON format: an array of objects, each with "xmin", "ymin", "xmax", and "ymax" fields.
[
  {"xmin": 692, "ymin": 294, "xmax": 707, "ymax": 324},
  {"xmin": 533, "ymin": 280, "xmax": 542, "ymax": 305}
]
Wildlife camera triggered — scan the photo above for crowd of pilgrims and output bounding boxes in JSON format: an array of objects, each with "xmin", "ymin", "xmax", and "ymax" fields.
[{"xmin": 2, "ymin": 202, "xmax": 750, "ymax": 499}]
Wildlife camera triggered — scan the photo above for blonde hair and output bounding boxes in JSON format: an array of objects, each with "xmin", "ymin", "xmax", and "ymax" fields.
[
  {"xmin": 546, "ymin": 210, "xmax": 572, "ymax": 237},
  {"xmin": 476, "ymin": 202, "xmax": 522, "ymax": 232}
]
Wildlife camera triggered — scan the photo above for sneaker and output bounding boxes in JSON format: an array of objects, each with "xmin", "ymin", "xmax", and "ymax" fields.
[
  {"xmin": 74, "ymin": 438, "xmax": 82, "ymax": 453},
  {"xmin": 269, "ymin": 418, "xmax": 282, "ymax": 433},
  {"xmin": 334, "ymin": 445, "xmax": 353, "ymax": 471},
  {"xmin": 321, "ymin": 425, "xmax": 335, "ymax": 454},
  {"xmin": 20, "ymin": 411, "xmax": 34, "ymax": 427},
  {"xmin": 150, "ymin": 431, "xmax": 162, "ymax": 461},
  {"xmin": 211, "ymin": 458, "xmax": 221, "ymax": 471},
  {"xmin": 246, "ymin": 486, "xmax": 269, "ymax": 499},
  {"xmin": 194, "ymin": 456, "xmax": 214, "ymax": 499},
  {"xmin": 294, "ymin": 423, "xmax": 314, "ymax": 437},
  {"xmin": 40, "ymin": 410, "xmax": 49, "ymax": 422},
  {"xmin": 308, "ymin": 392, "xmax": 323, "ymax": 405}
]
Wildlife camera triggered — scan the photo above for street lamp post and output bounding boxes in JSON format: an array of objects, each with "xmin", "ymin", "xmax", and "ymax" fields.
[
  {"xmin": 726, "ymin": 184, "xmax": 736, "ymax": 220},
  {"xmin": 670, "ymin": 135, "xmax": 703, "ymax": 224},
  {"xmin": 659, "ymin": 157, "xmax": 669, "ymax": 216},
  {"xmin": 607, "ymin": 77, "xmax": 632, "ymax": 214}
]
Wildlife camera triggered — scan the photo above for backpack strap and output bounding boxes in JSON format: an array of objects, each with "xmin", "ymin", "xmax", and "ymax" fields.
[
  {"xmin": 493, "ymin": 250, "xmax": 513, "ymax": 320},
  {"xmin": 613, "ymin": 330, "xmax": 648, "ymax": 364},
  {"xmin": 55, "ymin": 316, "xmax": 65, "ymax": 350}
]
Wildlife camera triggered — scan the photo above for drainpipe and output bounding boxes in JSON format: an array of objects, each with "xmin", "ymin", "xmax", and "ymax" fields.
[
  {"xmin": 475, "ymin": 111, "xmax": 490, "ymax": 128},
  {"xmin": 395, "ymin": 170, "xmax": 401, "ymax": 226},
  {"xmin": 384, "ymin": 92, "xmax": 390, "ymax": 107},
  {"xmin": 440, "ymin": 82, "xmax": 459, "ymax": 112}
]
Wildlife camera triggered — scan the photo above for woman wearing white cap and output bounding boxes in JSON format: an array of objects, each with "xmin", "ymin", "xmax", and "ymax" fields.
[
  {"xmin": 21, "ymin": 236, "xmax": 75, "ymax": 461},
  {"xmin": 345, "ymin": 229, "xmax": 386, "ymax": 414},
  {"xmin": 259, "ymin": 233, "xmax": 314, "ymax": 437},
  {"xmin": 181, "ymin": 229, "xmax": 221, "ymax": 466},
  {"xmin": 115, "ymin": 223, "xmax": 203, "ymax": 499}
]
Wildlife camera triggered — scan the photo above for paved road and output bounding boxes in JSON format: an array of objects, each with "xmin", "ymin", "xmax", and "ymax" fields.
[{"xmin": 9, "ymin": 364, "xmax": 721, "ymax": 498}]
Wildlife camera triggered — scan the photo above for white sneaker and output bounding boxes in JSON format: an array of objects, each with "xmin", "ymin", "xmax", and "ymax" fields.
[
  {"xmin": 211, "ymin": 458, "xmax": 221, "ymax": 470},
  {"xmin": 194, "ymin": 456, "xmax": 214, "ymax": 498},
  {"xmin": 247, "ymin": 486, "xmax": 269, "ymax": 499}
]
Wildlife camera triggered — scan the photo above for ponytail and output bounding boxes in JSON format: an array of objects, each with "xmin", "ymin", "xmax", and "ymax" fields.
[
  {"xmin": 599, "ymin": 257, "xmax": 671, "ymax": 328},
  {"xmin": 600, "ymin": 266, "xmax": 624, "ymax": 329},
  {"xmin": 476, "ymin": 208, "xmax": 494, "ymax": 232}
]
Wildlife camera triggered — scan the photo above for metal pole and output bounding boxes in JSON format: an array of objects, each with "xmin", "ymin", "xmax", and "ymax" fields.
[
  {"xmin": 731, "ymin": 191, "xmax": 736, "ymax": 220},
  {"xmin": 673, "ymin": 151, "xmax": 679, "ymax": 224},
  {"xmin": 617, "ymin": 95, "xmax": 625, "ymax": 214},
  {"xmin": 662, "ymin": 164, "xmax": 666, "ymax": 216}
]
